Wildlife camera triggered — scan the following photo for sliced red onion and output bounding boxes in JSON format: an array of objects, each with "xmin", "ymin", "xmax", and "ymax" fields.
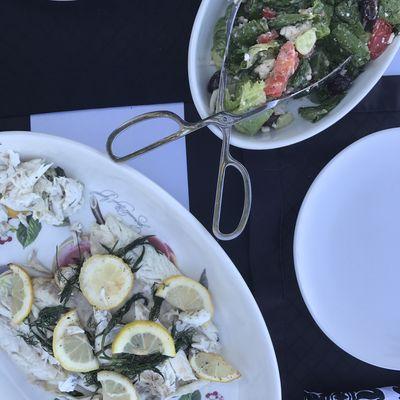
[
  {"xmin": 56, "ymin": 236, "xmax": 91, "ymax": 268},
  {"xmin": 148, "ymin": 236, "xmax": 177, "ymax": 265}
]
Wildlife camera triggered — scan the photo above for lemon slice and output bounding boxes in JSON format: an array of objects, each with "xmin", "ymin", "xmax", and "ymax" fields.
[
  {"xmin": 53, "ymin": 309, "xmax": 99, "ymax": 372},
  {"xmin": 5, "ymin": 206, "xmax": 20, "ymax": 219},
  {"xmin": 79, "ymin": 255, "xmax": 134, "ymax": 310},
  {"xmin": 112, "ymin": 320, "xmax": 176, "ymax": 357},
  {"xmin": 9, "ymin": 264, "xmax": 34, "ymax": 324},
  {"xmin": 190, "ymin": 352, "xmax": 241, "ymax": 383},
  {"xmin": 97, "ymin": 371, "xmax": 138, "ymax": 400},
  {"xmin": 156, "ymin": 275, "xmax": 213, "ymax": 317},
  {"xmin": 0, "ymin": 272, "xmax": 13, "ymax": 299}
]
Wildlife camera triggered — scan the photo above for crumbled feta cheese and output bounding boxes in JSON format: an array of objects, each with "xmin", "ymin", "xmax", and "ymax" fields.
[
  {"xmin": 261, "ymin": 126, "xmax": 271, "ymax": 133},
  {"xmin": 280, "ymin": 21, "xmax": 312, "ymax": 42},
  {"xmin": 254, "ymin": 59, "xmax": 275, "ymax": 79},
  {"xmin": 299, "ymin": 7, "xmax": 313, "ymax": 15}
]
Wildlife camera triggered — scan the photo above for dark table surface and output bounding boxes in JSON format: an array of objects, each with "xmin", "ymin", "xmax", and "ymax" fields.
[
  {"xmin": 185, "ymin": 76, "xmax": 400, "ymax": 399},
  {"xmin": 1, "ymin": 1, "xmax": 400, "ymax": 399}
]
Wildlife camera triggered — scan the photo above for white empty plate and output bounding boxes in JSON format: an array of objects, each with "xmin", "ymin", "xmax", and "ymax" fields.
[{"xmin": 294, "ymin": 127, "xmax": 400, "ymax": 370}]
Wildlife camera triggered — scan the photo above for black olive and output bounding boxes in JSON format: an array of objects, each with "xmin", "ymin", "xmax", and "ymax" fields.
[
  {"xmin": 263, "ymin": 113, "xmax": 280, "ymax": 128},
  {"xmin": 327, "ymin": 74, "xmax": 353, "ymax": 95},
  {"xmin": 360, "ymin": 0, "xmax": 378, "ymax": 23},
  {"xmin": 207, "ymin": 70, "xmax": 221, "ymax": 94}
]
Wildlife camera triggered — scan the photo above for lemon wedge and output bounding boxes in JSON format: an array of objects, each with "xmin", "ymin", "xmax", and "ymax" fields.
[
  {"xmin": 112, "ymin": 320, "xmax": 176, "ymax": 357},
  {"xmin": 190, "ymin": 352, "xmax": 241, "ymax": 383},
  {"xmin": 53, "ymin": 309, "xmax": 99, "ymax": 372},
  {"xmin": 5, "ymin": 206, "xmax": 20, "ymax": 219},
  {"xmin": 156, "ymin": 275, "xmax": 213, "ymax": 318},
  {"xmin": 97, "ymin": 371, "xmax": 138, "ymax": 400},
  {"xmin": 79, "ymin": 255, "xmax": 134, "ymax": 310},
  {"xmin": 9, "ymin": 264, "xmax": 33, "ymax": 324}
]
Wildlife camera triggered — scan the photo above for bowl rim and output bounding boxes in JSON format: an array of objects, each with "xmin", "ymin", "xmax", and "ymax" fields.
[{"xmin": 188, "ymin": 0, "xmax": 400, "ymax": 150}]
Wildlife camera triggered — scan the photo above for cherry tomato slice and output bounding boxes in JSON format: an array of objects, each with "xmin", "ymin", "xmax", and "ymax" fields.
[
  {"xmin": 368, "ymin": 19, "xmax": 393, "ymax": 60},
  {"xmin": 262, "ymin": 7, "xmax": 277, "ymax": 19},
  {"xmin": 257, "ymin": 30, "xmax": 279, "ymax": 44},
  {"xmin": 264, "ymin": 42, "xmax": 299, "ymax": 98}
]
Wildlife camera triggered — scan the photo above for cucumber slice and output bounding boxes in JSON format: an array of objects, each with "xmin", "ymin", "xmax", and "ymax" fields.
[
  {"xmin": 274, "ymin": 112, "xmax": 294, "ymax": 129},
  {"xmin": 295, "ymin": 28, "xmax": 317, "ymax": 55}
]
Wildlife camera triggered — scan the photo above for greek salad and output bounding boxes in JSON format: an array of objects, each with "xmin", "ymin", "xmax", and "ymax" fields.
[{"xmin": 209, "ymin": 0, "xmax": 399, "ymax": 135}]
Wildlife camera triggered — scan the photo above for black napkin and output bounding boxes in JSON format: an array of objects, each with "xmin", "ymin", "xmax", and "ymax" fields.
[
  {"xmin": 0, "ymin": 0, "xmax": 200, "ymax": 118},
  {"xmin": 185, "ymin": 76, "xmax": 400, "ymax": 400}
]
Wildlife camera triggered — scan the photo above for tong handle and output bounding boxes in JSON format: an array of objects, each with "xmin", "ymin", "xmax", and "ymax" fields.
[
  {"xmin": 106, "ymin": 111, "xmax": 205, "ymax": 162},
  {"xmin": 212, "ymin": 132, "xmax": 252, "ymax": 241}
]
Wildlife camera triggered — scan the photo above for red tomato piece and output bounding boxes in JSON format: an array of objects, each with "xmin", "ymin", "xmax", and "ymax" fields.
[
  {"xmin": 262, "ymin": 7, "xmax": 277, "ymax": 19},
  {"xmin": 264, "ymin": 42, "xmax": 299, "ymax": 98},
  {"xmin": 257, "ymin": 30, "xmax": 279, "ymax": 44},
  {"xmin": 368, "ymin": 19, "xmax": 393, "ymax": 60}
]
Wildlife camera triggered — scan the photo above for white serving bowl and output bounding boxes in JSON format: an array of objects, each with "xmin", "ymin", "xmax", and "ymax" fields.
[{"xmin": 188, "ymin": 0, "xmax": 400, "ymax": 150}]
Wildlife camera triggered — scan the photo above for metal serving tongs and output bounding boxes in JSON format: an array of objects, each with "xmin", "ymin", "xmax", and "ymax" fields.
[{"xmin": 106, "ymin": 0, "xmax": 351, "ymax": 241}]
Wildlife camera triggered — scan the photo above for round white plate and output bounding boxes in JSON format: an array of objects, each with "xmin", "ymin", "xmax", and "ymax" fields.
[
  {"xmin": 0, "ymin": 132, "xmax": 281, "ymax": 400},
  {"xmin": 294, "ymin": 127, "xmax": 400, "ymax": 370}
]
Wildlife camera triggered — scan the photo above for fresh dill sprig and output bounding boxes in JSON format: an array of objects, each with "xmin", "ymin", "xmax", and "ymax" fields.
[
  {"xmin": 102, "ymin": 327, "xmax": 194, "ymax": 380},
  {"xmin": 102, "ymin": 352, "xmax": 166, "ymax": 381},
  {"xmin": 58, "ymin": 237, "xmax": 85, "ymax": 306},
  {"xmin": 115, "ymin": 235, "xmax": 154, "ymax": 258},
  {"xmin": 82, "ymin": 371, "xmax": 101, "ymax": 390},
  {"xmin": 101, "ymin": 236, "xmax": 152, "ymax": 272},
  {"xmin": 172, "ymin": 326, "xmax": 195, "ymax": 353},
  {"xmin": 19, "ymin": 306, "xmax": 69, "ymax": 355},
  {"xmin": 99, "ymin": 293, "xmax": 148, "ymax": 354},
  {"xmin": 149, "ymin": 285, "xmax": 164, "ymax": 321},
  {"xmin": 127, "ymin": 246, "xmax": 146, "ymax": 273}
]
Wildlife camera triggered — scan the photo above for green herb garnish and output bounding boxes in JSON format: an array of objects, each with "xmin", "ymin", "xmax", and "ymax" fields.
[
  {"xmin": 19, "ymin": 306, "xmax": 69, "ymax": 355},
  {"xmin": 58, "ymin": 237, "xmax": 85, "ymax": 306},
  {"xmin": 101, "ymin": 235, "xmax": 153, "ymax": 272},
  {"xmin": 99, "ymin": 293, "xmax": 148, "ymax": 354},
  {"xmin": 16, "ymin": 215, "xmax": 42, "ymax": 248},
  {"xmin": 102, "ymin": 327, "xmax": 194, "ymax": 380},
  {"xmin": 149, "ymin": 284, "xmax": 164, "ymax": 321}
]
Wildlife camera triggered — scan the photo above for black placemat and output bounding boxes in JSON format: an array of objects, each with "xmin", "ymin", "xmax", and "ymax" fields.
[
  {"xmin": 185, "ymin": 76, "xmax": 400, "ymax": 400},
  {"xmin": 0, "ymin": 0, "xmax": 200, "ymax": 118}
]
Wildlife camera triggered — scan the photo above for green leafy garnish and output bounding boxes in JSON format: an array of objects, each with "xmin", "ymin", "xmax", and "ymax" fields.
[
  {"xmin": 99, "ymin": 293, "xmax": 148, "ymax": 354},
  {"xmin": 58, "ymin": 241, "xmax": 85, "ymax": 306},
  {"xmin": 299, "ymin": 94, "xmax": 345, "ymax": 122},
  {"xmin": 101, "ymin": 235, "xmax": 153, "ymax": 272},
  {"xmin": 379, "ymin": 0, "xmax": 400, "ymax": 28},
  {"xmin": 179, "ymin": 391, "xmax": 202, "ymax": 400},
  {"xmin": 82, "ymin": 371, "xmax": 101, "ymax": 390},
  {"xmin": 19, "ymin": 306, "xmax": 69, "ymax": 355},
  {"xmin": 16, "ymin": 215, "xmax": 41, "ymax": 248},
  {"xmin": 102, "ymin": 328, "xmax": 194, "ymax": 381}
]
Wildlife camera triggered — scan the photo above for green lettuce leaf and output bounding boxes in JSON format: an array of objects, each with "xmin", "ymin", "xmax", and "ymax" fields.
[{"xmin": 379, "ymin": 0, "xmax": 400, "ymax": 27}]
